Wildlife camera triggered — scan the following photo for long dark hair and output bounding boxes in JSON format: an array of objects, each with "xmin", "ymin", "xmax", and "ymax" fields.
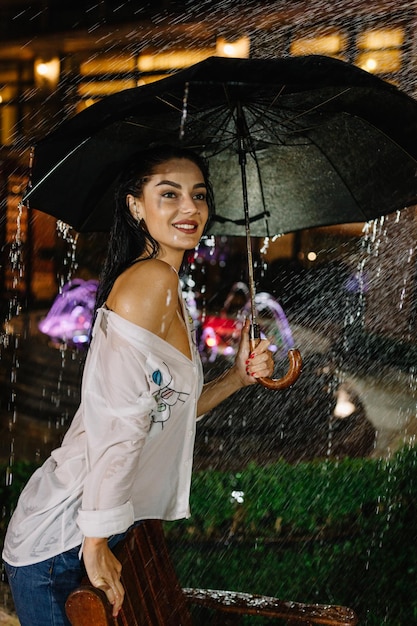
[{"xmin": 95, "ymin": 144, "xmax": 215, "ymax": 310}]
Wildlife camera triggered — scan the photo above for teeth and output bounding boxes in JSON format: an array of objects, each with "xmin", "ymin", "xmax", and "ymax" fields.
[{"xmin": 174, "ymin": 224, "xmax": 196, "ymax": 230}]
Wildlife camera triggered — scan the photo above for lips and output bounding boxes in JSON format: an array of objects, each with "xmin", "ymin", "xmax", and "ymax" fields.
[{"xmin": 173, "ymin": 221, "xmax": 199, "ymax": 233}]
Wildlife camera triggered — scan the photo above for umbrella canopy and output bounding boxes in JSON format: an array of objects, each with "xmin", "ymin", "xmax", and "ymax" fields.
[{"xmin": 23, "ymin": 55, "xmax": 417, "ymax": 236}]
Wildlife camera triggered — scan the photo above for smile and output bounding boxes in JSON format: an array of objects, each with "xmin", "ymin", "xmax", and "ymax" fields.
[{"xmin": 173, "ymin": 223, "xmax": 198, "ymax": 232}]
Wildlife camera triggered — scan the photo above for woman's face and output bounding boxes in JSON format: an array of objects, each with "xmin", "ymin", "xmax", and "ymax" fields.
[{"xmin": 131, "ymin": 157, "xmax": 209, "ymax": 263}]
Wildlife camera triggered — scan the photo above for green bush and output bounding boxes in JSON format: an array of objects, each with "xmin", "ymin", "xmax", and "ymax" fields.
[
  {"xmin": 167, "ymin": 455, "xmax": 385, "ymax": 541},
  {"xmin": 167, "ymin": 446, "xmax": 417, "ymax": 625},
  {"xmin": 2, "ymin": 447, "xmax": 417, "ymax": 624}
]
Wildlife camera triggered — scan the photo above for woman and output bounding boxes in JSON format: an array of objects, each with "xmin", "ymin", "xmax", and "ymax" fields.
[{"xmin": 3, "ymin": 145, "xmax": 273, "ymax": 626}]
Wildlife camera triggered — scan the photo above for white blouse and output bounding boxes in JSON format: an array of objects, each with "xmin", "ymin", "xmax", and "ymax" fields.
[{"xmin": 3, "ymin": 289, "xmax": 203, "ymax": 566}]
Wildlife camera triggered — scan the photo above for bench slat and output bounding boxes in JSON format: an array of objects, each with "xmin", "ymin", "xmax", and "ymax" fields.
[{"xmin": 66, "ymin": 521, "xmax": 359, "ymax": 626}]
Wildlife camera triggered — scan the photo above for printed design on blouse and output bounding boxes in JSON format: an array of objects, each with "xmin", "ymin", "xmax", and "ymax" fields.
[
  {"xmin": 150, "ymin": 361, "xmax": 189, "ymax": 430},
  {"xmin": 183, "ymin": 302, "xmax": 198, "ymax": 349}
]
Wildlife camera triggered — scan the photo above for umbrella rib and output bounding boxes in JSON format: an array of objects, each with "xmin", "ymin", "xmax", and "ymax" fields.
[
  {"xmin": 212, "ymin": 211, "xmax": 271, "ymax": 226},
  {"xmin": 247, "ymin": 104, "xmax": 316, "ymax": 144},
  {"xmin": 186, "ymin": 107, "xmax": 241, "ymax": 154},
  {"xmin": 124, "ymin": 119, "xmax": 179, "ymax": 139},
  {"xmin": 243, "ymin": 86, "xmax": 357, "ymax": 146},
  {"xmin": 155, "ymin": 95, "xmax": 184, "ymax": 113},
  {"xmin": 270, "ymin": 87, "xmax": 356, "ymax": 135},
  {"xmin": 202, "ymin": 92, "xmax": 273, "ymax": 232},
  {"xmin": 24, "ymin": 137, "xmax": 91, "ymax": 202},
  {"xmin": 236, "ymin": 105, "xmax": 272, "ymax": 234},
  {"xmin": 251, "ymin": 153, "xmax": 271, "ymax": 238},
  {"xmin": 243, "ymin": 87, "xmax": 288, "ymax": 139}
]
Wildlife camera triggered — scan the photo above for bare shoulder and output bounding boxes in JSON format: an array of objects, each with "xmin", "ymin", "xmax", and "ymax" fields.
[{"xmin": 106, "ymin": 259, "xmax": 179, "ymax": 335}]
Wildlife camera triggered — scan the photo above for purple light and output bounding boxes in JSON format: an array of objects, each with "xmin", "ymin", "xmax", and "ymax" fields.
[{"xmin": 39, "ymin": 279, "xmax": 98, "ymax": 346}]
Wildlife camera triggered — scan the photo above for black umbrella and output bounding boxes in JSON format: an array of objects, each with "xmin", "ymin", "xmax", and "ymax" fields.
[{"xmin": 22, "ymin": 55, "xmax": 417, "ymax": 388}]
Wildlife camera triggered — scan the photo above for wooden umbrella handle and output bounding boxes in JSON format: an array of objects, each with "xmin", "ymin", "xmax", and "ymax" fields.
[
  {"xmin": 257, "ymin": 348, "xmax": 302, "ymax": 390},
  {"xmin": 249, "ymin": 329, "xmax": 302, "ymax": 390}
]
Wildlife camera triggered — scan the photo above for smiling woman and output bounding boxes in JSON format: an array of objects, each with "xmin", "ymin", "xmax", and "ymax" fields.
[
  {"xmin": 106, "ymin": 155, "xmax": 210, "ymax": 351},
  {"xmin": 2, "ymin": 144, "xmax": 274, "ymax": 626},
  {"xmin": 127, "ymin": 160, "xmax": 209, "ymax": 259}
]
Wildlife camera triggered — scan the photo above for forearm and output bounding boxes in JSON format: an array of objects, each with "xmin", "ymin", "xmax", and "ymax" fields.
[
  {"xmin": 83, "ymin": 536, "xmax": 124, "ymax": 617},
  {"xmin": 197, "ymin": 365, "xmax": 244, "ymax": 416},
  {"xmin": 197, "ymin": 320, "xmax": 274, "ymax": 418}
]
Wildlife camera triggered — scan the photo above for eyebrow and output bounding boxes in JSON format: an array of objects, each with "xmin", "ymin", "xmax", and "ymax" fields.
[{"xmin": 155, "ymin": 179, "xmax": 206, "ymax": 189}]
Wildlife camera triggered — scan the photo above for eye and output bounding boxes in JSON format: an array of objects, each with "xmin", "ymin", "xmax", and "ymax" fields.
[
  {"xmin": 162, "ymin": 191, "xmax": 177, "ymax": 199},
  {"xmin": 194, "ymin": 192, "xmax": 207, "ymax": 201}
]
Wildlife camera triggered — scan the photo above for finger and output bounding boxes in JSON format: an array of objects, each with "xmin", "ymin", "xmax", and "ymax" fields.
[
  {"xmin": 246, "ymin": 347, "xmax": 270, "ymax": 371},
  {"xmin": 246, "ymin": 351, "xmax": 274, "ymax": 377},
  {"xmin": 251, "ymin": 338, "xmax": 271, "ymax": 354},
  {"xmin": 100, "ymin": 582, "xmax": 125, "ymax": 617},
  {"xmin": 238, "ymin": 319, "xmax": 250, "ymax": 348},
  {"xmin": 93, "ymin": 575, "xmax": 125, "ymax": 613},
  {"xmin": 241, "ymin": 318, "xmax": 250, "ymax": 334},
  {"xmin": 112, "ymin": 579, "xmax": 125, "ymax": 615},
  {"xmin": 111, "ymin": 587, "xmax": 124, "ymax": 617}
]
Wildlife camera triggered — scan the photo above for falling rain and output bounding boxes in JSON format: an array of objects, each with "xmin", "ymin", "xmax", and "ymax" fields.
[{"xmin": 1, "ymin": 1, "xmax": 417, "ymax": 624}]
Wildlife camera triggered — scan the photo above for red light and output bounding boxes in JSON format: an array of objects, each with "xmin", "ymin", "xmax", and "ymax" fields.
[{"xmin": 203, "ymin": 315, "xmax": 237, "ymax": 337}]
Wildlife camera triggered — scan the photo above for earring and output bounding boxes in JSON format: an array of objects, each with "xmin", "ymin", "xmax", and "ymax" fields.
[{"xmin": 132, "ymin": 200, "xmax": 141, "ymax": 223}]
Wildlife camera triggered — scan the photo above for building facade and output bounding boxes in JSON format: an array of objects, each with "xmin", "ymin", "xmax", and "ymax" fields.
[{"xmin": 0, "ymin": 0, "xmax": 416, "ymax": 333}]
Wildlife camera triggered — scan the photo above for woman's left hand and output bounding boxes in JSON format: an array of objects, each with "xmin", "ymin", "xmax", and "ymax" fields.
[
  {"xmin": 197, "ymin": 319, "xmax": 275, "ymax": 417},
  {"xmin": 83, "ymin": 537, "xmax": 124, "ymax": 617},
  {"xmin": 234, "ymin": 319, "xmax": 274, "ymax": 386}
]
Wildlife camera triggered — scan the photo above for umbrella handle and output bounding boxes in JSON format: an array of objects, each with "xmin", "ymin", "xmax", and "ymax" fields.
[{"xmin": 250, "ymin": 335, "xmax": 303, "ymax": 390}]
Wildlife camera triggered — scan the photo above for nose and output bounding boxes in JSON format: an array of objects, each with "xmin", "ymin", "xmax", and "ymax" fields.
[{"xmin": 180, "ymin": 193, "xmax": 199, "ymax": 214}]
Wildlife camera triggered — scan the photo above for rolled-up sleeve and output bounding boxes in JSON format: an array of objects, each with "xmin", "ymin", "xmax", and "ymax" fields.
[{"xmin": 77, "ymin": 312, "xmax": 155, "ymax": 537}]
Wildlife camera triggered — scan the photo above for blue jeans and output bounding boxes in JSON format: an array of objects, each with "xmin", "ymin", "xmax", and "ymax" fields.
[{"xmin": 4, "ymin": 530, "xmax": 131, "ymax": 626}]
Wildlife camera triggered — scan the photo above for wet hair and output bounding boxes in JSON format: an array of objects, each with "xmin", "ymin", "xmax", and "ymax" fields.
[{"xmin": 95, "ymin": 144, "xmax": 215, "ymax": 310}]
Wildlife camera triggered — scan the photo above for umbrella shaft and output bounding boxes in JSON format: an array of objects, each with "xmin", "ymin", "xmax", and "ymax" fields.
[{"xmin": 238, "ymin": 136, "xmax": 257, "ymax": 336}]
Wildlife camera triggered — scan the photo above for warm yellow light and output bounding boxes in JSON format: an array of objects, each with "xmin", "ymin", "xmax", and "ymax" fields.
[
  {"xmin": 216, "ymin": 36, "xmax": 250, "ymax": 58},
  {"xmin": 80, "ymin": 54, "xmax": 136, "ymax": 76},
  {"xmin": 364, "ymin": 57, "xmax": 378, "ymax": 72},
  {"xmin": 136, "ymin": 74, "xmax": 168, "ymax": 86},
  {"xmin": 0, "ymin": 85, "xmax": 15, "ymax": 102},
  {"xmin": 356, "ymin": 49, "xmax": 401, "ymax": 74},
  {"xmin": 75, "ymin": 99, "xmax": 96, "ymax": 113},
  {"xmin": 290, "ymin": 33, "xmax": 345, "ymax": 56},
  {"xmin": 34, "ymin": 57, "xmax": 60, "ymax": 89},
  {"xmin": 36, "ymin": 63, "xmax": 48, "ymax": 76},
  {"xmin": 357, "ymin": 27, "xmax": 404, "ymax": 50},
  {"xmin": 334, "ymin": 388, "xmax": 356, "ymax": 419},
  {"xmin": 78, "ymin": 79, "xmax": 136, "ymax": 97},
  {"xmin": 307, "ymin": 251, "xmax": 317, "ymax": 261},
  {"xmin": 137, "ymin": 49, "xmax": 214, "ymax": 72}
]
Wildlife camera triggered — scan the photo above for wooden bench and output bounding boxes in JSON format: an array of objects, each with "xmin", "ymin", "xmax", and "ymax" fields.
[{"xmin": 65, "ymin": 520, "xmax": 359, "ymax": 626}]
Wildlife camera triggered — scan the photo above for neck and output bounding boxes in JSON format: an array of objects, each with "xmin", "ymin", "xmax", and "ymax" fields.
[{"xmin": 156, "ymin": 249, "xmax": 185, "ymax": 273}]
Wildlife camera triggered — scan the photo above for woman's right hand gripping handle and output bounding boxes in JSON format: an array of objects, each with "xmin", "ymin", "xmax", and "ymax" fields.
[{"xmin": 83, "ymin": 537, "xmax": 125, "ymax": 617}]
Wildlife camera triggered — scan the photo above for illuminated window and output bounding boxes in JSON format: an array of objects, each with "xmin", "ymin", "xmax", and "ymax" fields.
[
  {"xmin": 78, "ymin": 54, "xmax": 137, "ymax": 101},
  {"xmin": 137, "ymin": 49, "xmax": 214, "ymax": 73},
  {"xmin": 0, "ymin": 85, "xmax": 18, "ymax": 145},
  {"xmin": 355, "ymin": 27, "xmax": 404, "ymax": 75},
  {"xmin": 34, "ymin": 57, "xmax": 60, "ymax": 90},
  {"xmin": 356, "ymin": 49, "xmax": 402, "ymax": 74},
  {"xmin": 80, "ymin": 54, "xmax": 136, "ymax": 76},
  {"xmin": 290, "ymin": 32, "xmax": 346, "ymax": 57},
  {"xmin": 357, "ymin": 27, "xmax": 404, "ymax": 50},
  {"xmin": 78, "ymin": 80, "xmax": 137, "ymax": 97},
  {"xmin": 216, "ymin": 36, "xmax": 250, "ymax": 58},
  {"xmin": 77, "ymin": 40, "xmax": 250, "ymax": 106}
]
